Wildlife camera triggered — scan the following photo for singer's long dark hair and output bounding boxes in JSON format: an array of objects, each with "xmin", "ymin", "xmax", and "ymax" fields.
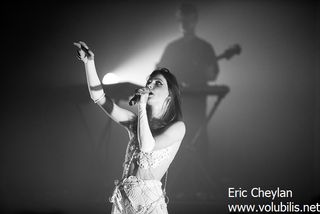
[
  {"xmin": 122, "ymin": 68, "xmax": 183, "ymax": 137},
  {"xmin": 147, "ymin": 67, "xmax": 183, "ymax": 128}
]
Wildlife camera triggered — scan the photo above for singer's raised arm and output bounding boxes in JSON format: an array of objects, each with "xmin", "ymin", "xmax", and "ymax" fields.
[{"xmin": 74, "ymin": 41, "xmax": 136, "ymax": 126}]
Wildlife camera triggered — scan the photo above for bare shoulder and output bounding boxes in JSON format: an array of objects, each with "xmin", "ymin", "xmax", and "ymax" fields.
[
  {"xmin": 165, "ymin": 121, "xmax": 186, "ymax": 139},
  {"xmin": 168, "ymin": 121, "xmax": 185, "ymax": 131},
  {"xmin": 153, "ymin": 121, "xmax": 186, "ymax": 150}
]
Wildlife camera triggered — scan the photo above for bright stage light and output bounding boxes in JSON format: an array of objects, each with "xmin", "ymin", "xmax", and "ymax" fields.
[
  {"xmin": 102, "ymin": 34, "xmax": 177, "ymax": 87},
  {"xmin": 102, "ymin": 50, "xmax": 159, "ymax": 86},
  {"xmin": 102, "ymin": 72, "xmax": 120, "ymax": 85}
]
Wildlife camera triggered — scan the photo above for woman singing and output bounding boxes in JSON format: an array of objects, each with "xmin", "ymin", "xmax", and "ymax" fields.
[{"xmin": 74, "ymin": 41, "xmax": 185, "ymax": 214}]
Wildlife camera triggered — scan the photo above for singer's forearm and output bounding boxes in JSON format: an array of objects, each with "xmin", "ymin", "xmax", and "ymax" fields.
[
  {"xmin": 84, "ymin": 60, "xmax": 105, "ymax": 101},
  {"xmin": 138, "ymin": 104, "xmax": 155, "ymax": 152}
]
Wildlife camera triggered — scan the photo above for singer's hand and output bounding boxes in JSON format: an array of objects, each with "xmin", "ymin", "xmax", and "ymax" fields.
[
  {"xmin": 136, "ymin": 87, "xmax": 150, "ymax": 104},
  {"xmin": 73, "ymin": 41, "xmax": 94, "ymax": 63}
]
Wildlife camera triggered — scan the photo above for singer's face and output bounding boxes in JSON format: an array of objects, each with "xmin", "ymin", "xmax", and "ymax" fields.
[{"xmin": 146, "ymin": 74, "xmax": 169, "ymax": 105}]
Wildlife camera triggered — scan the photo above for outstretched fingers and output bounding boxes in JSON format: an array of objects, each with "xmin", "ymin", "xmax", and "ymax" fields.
[
  {"xmin": 76, "ymin": 49, "xmax": 86, "ymax": 60},
  {"xmin": 73, "ymin": 41, "xmax": 90, "ymax": 51},
  {"xmin": 78, "ymin": 41, "xmax": 89, "ymax": 49},
  {"xmin": 73, "ymin": 41, "xmax": 94, "ymax": 61},
  {"xmin": 73, "ymin": 42, "xmax": 81, "ymax": 49}
]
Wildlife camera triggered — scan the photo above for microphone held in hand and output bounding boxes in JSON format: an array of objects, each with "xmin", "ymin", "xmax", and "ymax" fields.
[
  {"xmin": 129, "ymin": 87, "xmax": 151, "ymax": 106},
  {"xmin": 129, "ymin": 94, "xmax": 141, "ymax": 106}
]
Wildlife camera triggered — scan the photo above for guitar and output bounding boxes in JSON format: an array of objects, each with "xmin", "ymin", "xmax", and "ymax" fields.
[
  {"xmin": 216, "ymin": 44, "xmax": 242, "ymax": 61},
  {"xmin": 180, "ymin": 43, "xmax": 241, "ymax": 95}
]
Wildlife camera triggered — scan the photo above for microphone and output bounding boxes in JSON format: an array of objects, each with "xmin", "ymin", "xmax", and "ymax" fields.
[
  {"xmin": 129, "ymin": 94, "xmax": 141, "ymax": 106},
  {"xmin": 129, "ymin": 87, "xmax": 150, "ymax": 106}
]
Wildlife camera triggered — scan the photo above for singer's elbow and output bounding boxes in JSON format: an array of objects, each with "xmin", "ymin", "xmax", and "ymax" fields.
[{"xmin": 98, "ymin": 96, "xmax": 114, "ymax": 114}]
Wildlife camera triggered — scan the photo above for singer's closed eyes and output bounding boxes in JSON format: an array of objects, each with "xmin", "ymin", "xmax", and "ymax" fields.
[
  {"xmin": 146, "ymin": 79, "xmax": 164, "ymax": 87},
  {"xmin": 74, "ymin": 41, "xmax": 185, "ymax": 214}
]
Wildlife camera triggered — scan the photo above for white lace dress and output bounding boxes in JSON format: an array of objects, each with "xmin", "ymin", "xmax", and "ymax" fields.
[{"xmin": 109, "ymin": 123, "xmax": 175, "ymax": 214}]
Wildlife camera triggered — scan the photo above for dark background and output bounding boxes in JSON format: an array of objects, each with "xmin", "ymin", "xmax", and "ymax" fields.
[{"xmin": 1, "ymin": 0, "xmax": 319, "ymax": 213}]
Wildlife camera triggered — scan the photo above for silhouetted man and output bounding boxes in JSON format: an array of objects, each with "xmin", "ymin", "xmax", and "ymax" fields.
[{"xmin": 157, "ymin": 3, "xmax": 219, "ymax": 200}]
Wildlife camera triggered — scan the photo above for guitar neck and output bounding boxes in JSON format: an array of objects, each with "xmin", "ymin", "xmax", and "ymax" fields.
[
  {"xmin": 216, "ymin": 54, "xmax": 225, "ymax": 61},
  {"xmin": 216, "ymin": 44, "xmax": 241, "ymax": 61}
]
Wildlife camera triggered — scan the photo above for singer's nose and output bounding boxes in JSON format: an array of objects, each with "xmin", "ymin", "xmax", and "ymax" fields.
[{"xmin": 147, "ymin": 85, "xmax": 152, "ymax": 89}]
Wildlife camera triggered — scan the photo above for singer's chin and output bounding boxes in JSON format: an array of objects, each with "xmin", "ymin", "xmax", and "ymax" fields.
[{"xmin": 146, "ymin": 97, "xmax": 153, "ymax": 104}]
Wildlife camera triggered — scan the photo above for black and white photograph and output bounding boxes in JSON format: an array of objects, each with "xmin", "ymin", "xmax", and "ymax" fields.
[{"xmin": 1, "ymin": 0, "xmax": 319, "ymax": 213}]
